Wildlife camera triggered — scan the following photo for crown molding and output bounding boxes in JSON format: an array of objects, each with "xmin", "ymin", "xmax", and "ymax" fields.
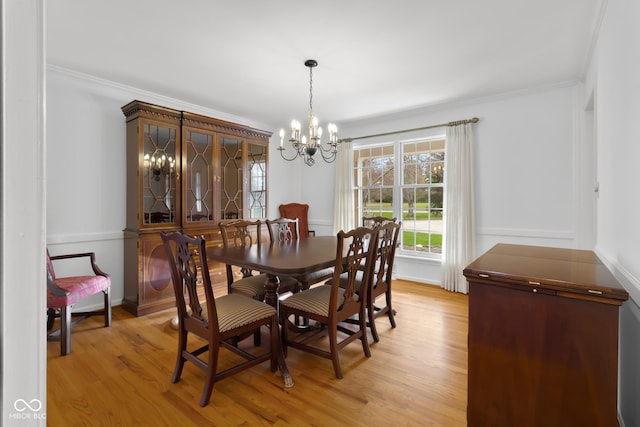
[{"xmin": 46, "ymin": 64, "xmax": 272, "ymax": 131}]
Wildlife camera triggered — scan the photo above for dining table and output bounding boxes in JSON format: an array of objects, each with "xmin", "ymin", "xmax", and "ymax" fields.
[
  {"xmin": 206, "ymin": 235, "xmax": 339, "ymax": 307},
  {"xmin": 206, "ymin": 235, "xmax": 340, "ymax": 389}
]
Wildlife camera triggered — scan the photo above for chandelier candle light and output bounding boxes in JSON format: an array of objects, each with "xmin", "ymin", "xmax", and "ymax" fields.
[
  {"xmin": 278, "ymin": 59, "xmax": 340, "ymax": 166},
  {"xmin": 143, "ymin": 152, "xmax": 175, "ymax": 181}
]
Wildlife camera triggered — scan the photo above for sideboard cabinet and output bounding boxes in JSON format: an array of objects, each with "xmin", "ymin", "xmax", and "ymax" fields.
[
  {"xmin": 463, "ymin": 244, "xmax": 628, "ymax": 427},
  {"xmin": 121, "ymin": 100, "xmax": 271, "ymax": 316}
]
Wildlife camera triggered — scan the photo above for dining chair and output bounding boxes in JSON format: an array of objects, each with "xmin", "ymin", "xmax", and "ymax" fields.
[
  {"xmin": 358, "ymin": 221, "xmax": 402, "ymax": 342},
  {"xmin": 219, "ymin": 219, "xmax": 299, "ymax": 297},
  {"xmin": 161, "ymin": 231, "xmax": 281, "ymax": 407},
  {"xmin": 46, "ymin": 250, "xmax": 112, "ymax": 356},
  {"xmin": 266, "ymin": 217, "xmax": 299, "ymax": 243},
  {"xmin": 279, "ymin": 226, "xmax": 380, "ymax": 379},
  {"xmin": 266, "ymin": 217, "xmax": 334, "ymax": 290},
  {"xmin": 362, "ymin": 215, "xmax": 398, "ymax": 228},
  {"xmin": 219, "ymin": 219, "xmax": 298, "ymax": 344},
  {"xmin": 278, "ymin": 202, "xmax": 315, "ymax": 237},
  {"xmin": 340, "ymin": 221, "xmax": 402, "ymax": 342}
]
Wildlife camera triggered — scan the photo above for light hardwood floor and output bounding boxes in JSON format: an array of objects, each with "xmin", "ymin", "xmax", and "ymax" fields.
[{"xmin": 47, "ymin": 280, "xmax": 469, "ymax": 426}]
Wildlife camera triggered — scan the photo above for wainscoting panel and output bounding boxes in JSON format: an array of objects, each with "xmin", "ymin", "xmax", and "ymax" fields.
[{"xmin": 619, "ymin": 299, "xmax": 640, "ymax": 427}]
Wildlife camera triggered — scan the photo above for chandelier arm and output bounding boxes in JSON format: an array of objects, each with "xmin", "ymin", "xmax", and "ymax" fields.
[
  {"xmin": 318, "ymin": 147, "xmax": 337, "ymax": 163},
  {"xmin": 316, "ymin": 143, "xmax": 336, "ymax": 153},
  {"xmin": 278, "ymin": 146, "xmax": 305, "ymax": 162}
]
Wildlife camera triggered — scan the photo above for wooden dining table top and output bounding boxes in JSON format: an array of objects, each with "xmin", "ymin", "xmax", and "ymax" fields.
[{"xmin": 206, "ymin": 235, "xmax": 338, "ymax": 277}]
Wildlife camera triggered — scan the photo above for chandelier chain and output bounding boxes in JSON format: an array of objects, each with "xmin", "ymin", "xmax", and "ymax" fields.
[{"xmin": 308, "ymin": 66, "xmax": 313, "ymax": 118}]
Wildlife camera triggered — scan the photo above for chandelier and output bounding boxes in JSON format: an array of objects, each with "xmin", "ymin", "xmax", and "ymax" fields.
[{"xmin": 278, "ymin": 59, "xmax": 339, "ymax": 166}]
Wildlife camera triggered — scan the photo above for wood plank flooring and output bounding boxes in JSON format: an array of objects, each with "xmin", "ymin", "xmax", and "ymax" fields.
[{"xmin": 47, "ymin": 280, "xmax": 469, "ymax": 426}]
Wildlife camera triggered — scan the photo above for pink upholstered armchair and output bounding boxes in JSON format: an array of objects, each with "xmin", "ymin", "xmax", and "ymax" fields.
[{"xmin": 46, "ymin": 250, "xmax": 112, "ymax": 355}]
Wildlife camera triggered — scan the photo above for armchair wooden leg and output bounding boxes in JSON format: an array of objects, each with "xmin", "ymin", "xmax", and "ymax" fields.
[
  {"xmin": 47, "ymin": 308, "xmax": 56, "ymax": 331},
  {"xmin": 103, "ymin": 289, "xmax": 112, "ymax": 327},
  {"xmin": 60, "ymin": 306, "xmax": 72, "ymax": 356}
]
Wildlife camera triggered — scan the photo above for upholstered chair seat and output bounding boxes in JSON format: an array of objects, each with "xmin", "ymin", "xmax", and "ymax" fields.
[
  {"xmin": 229, "ymin": 273, "xmax": 298, "ymax": 300},
  {"xmin": 47, "ymin": 275, "xmax": 111, "ymax": 307},
  {"xmin": 202, "ymin": 293, "xmax": 277, "ymax": 333}
]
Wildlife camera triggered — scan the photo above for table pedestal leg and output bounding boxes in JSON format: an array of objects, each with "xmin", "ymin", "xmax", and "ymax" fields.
[
  {"xmin": 263, "ymin": 273, "xmax": 280, "ymax": 308},
  {"xmin": 263, "ymin": 274, "xmax": 294, "ymax": 387}
]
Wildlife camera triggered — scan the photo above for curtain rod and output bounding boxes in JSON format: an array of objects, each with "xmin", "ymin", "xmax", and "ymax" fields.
[{"xmin": 337, "ymin": 117, "xmax": 479, "ymax": 143}]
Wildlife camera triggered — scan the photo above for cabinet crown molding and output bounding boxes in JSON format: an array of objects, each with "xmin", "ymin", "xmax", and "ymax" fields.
[{"xmin": 122, "ymin": 100, "xmax": 272, "ymax": 141}]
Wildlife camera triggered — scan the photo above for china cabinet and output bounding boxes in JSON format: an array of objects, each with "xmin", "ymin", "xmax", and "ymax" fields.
[{"xmin": 121, "ymin": 100, "xmax": 271, "ymax": 315}]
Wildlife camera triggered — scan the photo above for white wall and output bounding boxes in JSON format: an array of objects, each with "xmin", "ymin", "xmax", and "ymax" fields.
[
  {"xmin": 586, "ymin": 0, "xmax": 640, "ymax": 425},
  {"xmin": 281, "ymin": 83, "xmax": 594, "ymax": 285}
]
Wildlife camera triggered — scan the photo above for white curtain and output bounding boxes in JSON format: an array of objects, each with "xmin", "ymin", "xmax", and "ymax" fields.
[
  {"xmin": 442, "ymin": 123, "xmax": 475, "ymax": 293},
  {"xmin": 333, "ymin": 140, "xmax": 355, "ymax": 234}
]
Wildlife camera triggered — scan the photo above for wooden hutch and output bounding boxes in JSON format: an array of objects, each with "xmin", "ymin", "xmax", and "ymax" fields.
[
  {"xmin": 464, "ymin": 243, "xmax": 628, "ymax": 427},
  {"xmin": 121, "ymin": 100, "xmax": 270, "ymax": 316}
]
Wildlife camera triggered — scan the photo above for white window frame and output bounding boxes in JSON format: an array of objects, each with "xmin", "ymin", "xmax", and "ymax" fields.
[{"xmin": 353, "ymin": 134, "xmax": 446, "ymax": 259}]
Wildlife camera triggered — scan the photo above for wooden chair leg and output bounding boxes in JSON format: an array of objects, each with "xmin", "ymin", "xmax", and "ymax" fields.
[
  {"xmin": 200, "ymin": 345, "xmax": 219, "ymax": 407},
  {"xmin": 104, "ymin": 289, "xmax": 112, "ymax": 327},
  {"xmin": 368, "ymin": 298, "xmax": 380, "ymax": 343},
  {"xmin": 328, "ymin": 323, "xmax": 343, "ymax": 379},
  {"xmin": 60, "ymin": 306, "xmax": 72, "ymax": 356},
  {"xmin": 172, "ymin": 329, "xmax": 187, "ymax": 384},
  {"xmin": 386, "ymin": 291, "xmax": 396, "ymax": 328},
  {"xmin": 47, "ymin": 308, "xmax": 56, "ymax": 331},
  {"xmin": 360, "ymin": 309, "xmax": 372, "ymax": 357}
]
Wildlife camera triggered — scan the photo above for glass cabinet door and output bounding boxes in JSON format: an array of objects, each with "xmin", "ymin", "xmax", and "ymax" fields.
[
  {"xmin": 142, "ymin": 122, "xmax": 179, "ymax": 225},
  {"xmin": 183, "ymin": 128, "xmax": 214, "ymax": 224},
  {"xmin": 220, "ymin": 136, "xmax": 243, "ymax": 220},
  {"xmin": 247, "ymin": 142, "xmax": 267, "ymax": 218}
]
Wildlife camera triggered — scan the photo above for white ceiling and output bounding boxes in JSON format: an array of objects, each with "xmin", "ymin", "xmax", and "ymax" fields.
[{"xmin": 46, "ymin": 0, "xmax": 602, "ymax": 128}]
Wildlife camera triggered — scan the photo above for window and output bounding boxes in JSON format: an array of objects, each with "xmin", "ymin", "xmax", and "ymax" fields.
[
  {"xmin": 249, "ymin": 161, "xmax": 266, "ymax": 218},
  {"xmin": 353, "ymin": 137, "xmax": 445, "ymax": 256}
]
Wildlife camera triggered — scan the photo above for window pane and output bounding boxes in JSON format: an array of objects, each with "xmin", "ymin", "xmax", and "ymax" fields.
[
  {"xmin": 431, "ymin": 159, "xmax": 444, "ymax": 184},
  {"xmin": 354, "ymin": 137, "xmax": 444, "ymax": 257},
  {"xmin": 354, "ymin": 144, "xmax": 395, "ymax": 221},
  {"xmin": 430, "ymin": 187, "xmax": 443, "ymax": 214},
  {"xmin": 401, "ymin": 139, "xmax": 445, "ymax": 255}
]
